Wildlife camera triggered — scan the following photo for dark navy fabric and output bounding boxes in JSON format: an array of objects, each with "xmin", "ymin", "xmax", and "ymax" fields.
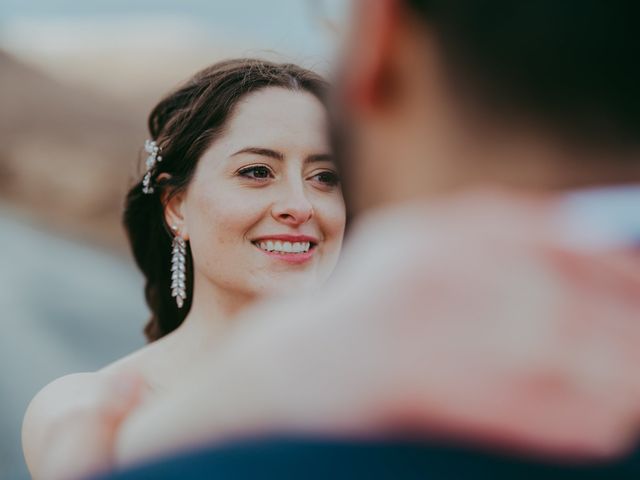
[{"xmin": 98, "ymin": 437, "xmax": 640, "ymax": 479}]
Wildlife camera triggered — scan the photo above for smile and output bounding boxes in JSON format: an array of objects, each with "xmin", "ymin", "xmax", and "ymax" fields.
[
  {"xmin": 251, "ymin": 235, "xmax": 319, "ymax": 264},
  {"xmin": 254, "ymin": 240, "xmax": 312, "ymax": 254}
]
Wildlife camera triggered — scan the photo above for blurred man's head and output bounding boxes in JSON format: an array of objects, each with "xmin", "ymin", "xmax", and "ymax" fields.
[{"xmin": 334, "ymin": 0, "xmax": 640, "ymax": 215}]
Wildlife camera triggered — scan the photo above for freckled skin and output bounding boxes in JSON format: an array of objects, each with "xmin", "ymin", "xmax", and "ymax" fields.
[{"xmin": 177, "ymin": 87, "xmax": 346, "ymax": 298}]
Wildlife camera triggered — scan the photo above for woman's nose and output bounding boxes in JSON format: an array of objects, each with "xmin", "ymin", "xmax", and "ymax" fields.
[{"xmin": 271, "ymin": 183, "xmax": 314, "ymax": 226}]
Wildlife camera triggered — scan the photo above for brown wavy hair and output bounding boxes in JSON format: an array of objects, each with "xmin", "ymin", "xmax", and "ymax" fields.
[{"xmin": 123, "ymin": 59, "xmax": 328, "ymax": 342}]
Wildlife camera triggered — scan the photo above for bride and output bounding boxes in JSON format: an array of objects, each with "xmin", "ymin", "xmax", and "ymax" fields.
[{"xmin": 22, "ymin": 58, "xmax": 346, "ymax": 480}]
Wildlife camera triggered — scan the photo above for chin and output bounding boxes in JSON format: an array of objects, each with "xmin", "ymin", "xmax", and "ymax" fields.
[{"xmin": 254, "ymin": 274, "xmax": 322, "ymax": 298}]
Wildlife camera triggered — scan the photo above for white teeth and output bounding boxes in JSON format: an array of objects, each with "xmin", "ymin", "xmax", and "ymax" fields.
[
  {"xmin": 293, "ymin": 242, "xmax": 311, "ymax": 253},
  {"xmin": 255, "ymin": 240, "xmax": 312, "ymax": 254}
]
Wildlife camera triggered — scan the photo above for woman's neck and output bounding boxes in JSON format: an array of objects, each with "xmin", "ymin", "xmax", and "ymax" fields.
[{"xmin": 168, "ymin": 273, "xmax": 258, "ymax": 351}]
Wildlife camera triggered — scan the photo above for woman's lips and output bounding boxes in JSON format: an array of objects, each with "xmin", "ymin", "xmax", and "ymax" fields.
[
  {"xmin": 251, "ymin": 235, "xmax": 319, "ymax": 264},
  {"xmin": 254, "ymin": 245, "xmax": 316, "ymax": 264}
]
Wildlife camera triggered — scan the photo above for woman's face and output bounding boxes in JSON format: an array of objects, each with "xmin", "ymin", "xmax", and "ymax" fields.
[{"xmin": 172, "ymin": 87, "xmax": 346, "ymax": 300}]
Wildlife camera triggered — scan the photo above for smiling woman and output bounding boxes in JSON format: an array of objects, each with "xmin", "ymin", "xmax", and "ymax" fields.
[
  {"xmin": 174, "ymin": 85, "xmax": 344, "ymax": 310},
  {"xmin": 130, "ymin": 59, "xmax": 344, "ymax": 340},
  {"xmin": 21, "ymin": 58, "xmax": 346, "ymax": 480}
]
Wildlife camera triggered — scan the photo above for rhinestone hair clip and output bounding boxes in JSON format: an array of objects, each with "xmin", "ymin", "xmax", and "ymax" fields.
[{"xmin": 142, "ymin": 139, "xmax": 163, "ymax": 194}]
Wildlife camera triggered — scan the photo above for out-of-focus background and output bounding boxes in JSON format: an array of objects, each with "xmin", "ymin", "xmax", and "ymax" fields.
[{"xmin": 0, "ymin": 1, "xmax": 345, "ymax": 478}]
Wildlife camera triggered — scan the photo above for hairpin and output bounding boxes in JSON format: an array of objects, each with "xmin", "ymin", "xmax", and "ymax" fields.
[{"xmin": 142, "ymin": 139, "xmax": 163, "ymax": 194}]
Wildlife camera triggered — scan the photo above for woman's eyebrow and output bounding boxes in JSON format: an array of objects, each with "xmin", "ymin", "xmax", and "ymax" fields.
[
  {"xmin": 306, "ymin": 153, "xmax": 334, "ymax": 164},
  {"xmin": 231, "ymin": 147, "xmax": 284, "ymax": 160},
  {"xmin": 231, "ymin": 147, "xmax": 333, "ymax": 164}
]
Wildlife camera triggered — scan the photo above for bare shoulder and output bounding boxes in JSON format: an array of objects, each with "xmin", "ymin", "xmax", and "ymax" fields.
[
  {"xmin": 24, "ymin": 371, "xmax": 112, "ymax": 420},
  {"xmin": 22, "ymin": 341, "xmax": 156, "ymax": 469},
  {"xmin": 23, "ymin": 339, "xmax": 172, "ymax": 475},
  {"xmin": 22, "ymin": 372, "xmax": 110, "ymax": 470},
  {"xmin": 25, "ymin": 340, "xmax": 156, "ymax": 427}
]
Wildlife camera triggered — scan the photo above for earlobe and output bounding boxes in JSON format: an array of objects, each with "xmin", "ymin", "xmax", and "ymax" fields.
[
  {"xmin": 159, "ymin": 176, "xmax": 189, "ymax": 240},
  {"xmin": 164, "ymin": 196, "xmax": 189, "ymax": 240}
]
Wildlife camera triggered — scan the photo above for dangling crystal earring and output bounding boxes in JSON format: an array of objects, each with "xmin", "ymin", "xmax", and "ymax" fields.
[{"xmin": 170, "ymin": 228, "xmax": 187, "ymax": 309}]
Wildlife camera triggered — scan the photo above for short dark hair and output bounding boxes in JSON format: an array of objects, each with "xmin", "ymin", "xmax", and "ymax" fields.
[
  {"xmin": 407, "ymin": 0, "xmax": 640, "ymax": 149},
  {"xmin": 123, "ymin": 59, "xmax": 328, "ymax": 342}
]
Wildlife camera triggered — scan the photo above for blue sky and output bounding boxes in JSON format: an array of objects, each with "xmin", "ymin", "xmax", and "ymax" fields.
[{"xmin": 0, "ymin": 0, "xmax": 348, "ymax": 60}]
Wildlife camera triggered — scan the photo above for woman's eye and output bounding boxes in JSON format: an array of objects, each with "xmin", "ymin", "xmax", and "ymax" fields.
[
  {"xmin": 238, "ymin": 165, "xmax": 273, "ymax": 180},
  {"xmin": 312, "ymin": 171, "xmax": 340, "ymax": 187}
]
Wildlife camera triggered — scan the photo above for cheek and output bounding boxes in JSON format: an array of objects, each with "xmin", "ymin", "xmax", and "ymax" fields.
[{"xmin": 187, "ymin": 190, "xmax": 267, "ymax": 261}]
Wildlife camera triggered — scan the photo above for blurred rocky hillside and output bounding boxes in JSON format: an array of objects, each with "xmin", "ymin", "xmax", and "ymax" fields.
[{"xmin": 0, "ymin": 49, "xmax": 151, "ymax": 249}]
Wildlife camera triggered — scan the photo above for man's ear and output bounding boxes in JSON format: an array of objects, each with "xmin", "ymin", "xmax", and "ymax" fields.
[
  {"xmin": 159, "ymin": 174, "xmax": 189, "ymax": 240},
  {"xmin": 340, "ymin": 0, "xmax": 400, "ymax": 113}
]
